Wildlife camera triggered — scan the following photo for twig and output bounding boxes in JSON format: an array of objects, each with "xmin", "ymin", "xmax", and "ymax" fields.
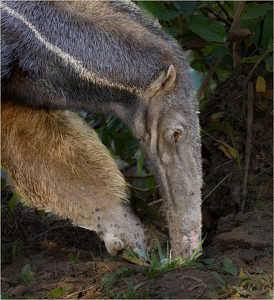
[
  {"xmin": 65, "ymin": 284, "xmax": 96, "ymax": 299},
  {"xmin": 217, "ymin": 1, "xmax": 233, "ymax": 22},
  {"xmin": 242, "ymin": 44, "xmax": 274, "ymax": 128},
  {"xmin": 241, "ymin": 82, "xmax": 254, "ymax": 213},
  {"xmin": 148, "ymin": 199, "xmax": 163, "ymax": 206},
  {"xmin": 233, "ymin": 2, "xmax": 242, "ymax": 67},
  {"xmin": 196, "ymin": 1, "xmax": 246, "ymax": 101},
  {"xmin": 180, "ymin": 275, "xmax": 207, "ymax": 288}
]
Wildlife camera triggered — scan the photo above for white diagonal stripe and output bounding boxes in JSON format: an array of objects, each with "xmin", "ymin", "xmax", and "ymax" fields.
[{"xmin": 2, "ymin": 3, "xmax": 138, "ymax": 93}]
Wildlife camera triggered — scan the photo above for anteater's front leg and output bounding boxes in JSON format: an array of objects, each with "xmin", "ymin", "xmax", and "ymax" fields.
[{"xmin": 1, "ymin": 102, "xmax": 149, "ymax": 256}]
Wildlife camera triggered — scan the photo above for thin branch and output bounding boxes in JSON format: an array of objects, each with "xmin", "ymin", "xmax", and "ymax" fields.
[
  {"xmin": 148, "ymin": 199, "xmax": 163, "ymax": 206},
  {"xmin": 217, "ymin": 1, "xmax": 233, "ymax": 22},
  {"xmin": 242, "ymin": 44, "xmax": 273, "ymax": 128},
  {"xmin": 241, "ymin": 82, "xmax": 254, "ymax": 213},
  {"xmin": 196, "ymin": 1, "xmax": 246, "ymax": 101},
  {"xmin": 65, "ymin": 285, "xmax": 96, "ymax": 299}
]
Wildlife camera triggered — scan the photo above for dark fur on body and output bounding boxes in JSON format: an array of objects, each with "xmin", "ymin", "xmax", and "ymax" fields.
[
  {"xmin": 1, "ymin": 1, "xmax": 202, "ymax": 258},
  {"xmin": 2, "ymin": 1, "xmax": 193, "ymax": 111}
]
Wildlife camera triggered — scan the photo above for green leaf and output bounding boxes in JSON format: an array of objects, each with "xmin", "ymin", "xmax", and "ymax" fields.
[
  {"xmin": 188, "ymin": 15, "xmax": 225, "ymax": 43},
  {"xmin": 235, "ymin": 286, "xmax": 249, "ymax": 295},
  {"xmin": 207, "ymin": 291, "xmax": 216, "ymax": 298},
  {"xmin": 213, "ymin": 271, "xmax": 224, "ymax": 284},
  {"xmin": 221, "ymin": 121, "xmax": 238, "ymax": 138},
  {"xmin": 90, "ymin": 251, "xmax": 97, "ymax": 262},
  {"xmin": 8, "ymin": 190, "xmax": 18, "ymax": 213},
  {"xmin": 266, "ymin": 55, "xmax": 273, "ymax": 72},
  {"xmin": 256, "ymin": 98, "xmax": 269, "ymax": 112},
  {"xmin": 241, "ymin": 3, "xmax": 273, "ymax": 20},
  {"xmin": 222, "ymin": 258, "xmax": 237, "ymax": 276},
  {"xmin": 153, "ymin": 2, "xmax": 171, "ymax": 21},
  {"xmin": 12, "ymin": 240, "xmax": 18, "ymax": 258},
  {"xmin": 146, "ymin": 171, "xmax": 155, "ymax": 189},
  {"xmin": 168, "ymin": 9, "xmax": 179, "ymax": 19},
  {"xmin": 203, "ymin": 258, "xmax": 216, "ymax": 265},
  {"xmin": 126, "ymin": 182, "xmax": 154, "ymax": 195},
  {"xmin": 1, "ymin": 244, "xmax": 10, "ymax": 264},
  {"xmin": 105, "ymin": 117, "xmax": 121, "ymax": 137},
  {"xmin": 114, "ymin": 131, "xmax": 138, "ymax": 164},
  {"xmin": 50, "ymin": 288, "xmax": 65, "ymax": 298},
  {"xmin": 240, "ymin": 55, "xmax": 261, "ymax": 63},
  {"xmin": 69, "ymin": 253, "xmax": 78, "ymax": 264},
  {"xmin": 173, "ymin": 1, "xmax": 196, "ymax": 22},
  {"xmin": 205, "ymin": 283, "xmax": 218, "ymax": 291},
  {"xmin": 133, "ymin": 196, "xmax": 160, "ymax": 220},
  {"xmin": 243, "ymin": 20, "xmax": 261, "ymax": 45},
  {"xmin": 124, "ymin": 247, "xmax": 138, "ymax": 259},
  {"xmin": 134, "ymin": 248, "xmax": 149, "ymax": 261},
  {"xmin": 137, "ymin": 1, "xmax": 156, "ymax": 18},
  {"xmin": 21, "ymin": 264, "xmax": 36, "ymax": 286},
  {"xmin": 151, "ymin": 249, "xmax": 160, "ymax": 269},
  {"xmin": 266, "ymin": 290, "xmax": 274, "ymax": 299},
  {"xmin": 1, "ymin": 179, "xmax": 7, "ymax": 187},
  {"xmin": 137, "ymin": 151, "xmax": 144, "ymax": 175},
  {"xmin": 255, "ymin": 278, "xmax": 263, "ymax": 291},
  {"xmin": 1, "ymin": 292, "xmax": 9, "ymax": 299},
  {"xmin": 211, "ymin": 112, "xmax": 224, "ymax": 119},
  {"xmin": 212, "ymin": 46, "xmax": 228, "ymax": 58},
  {"xmin": 190, "ymin": 235, "xmax": 206, "ymax": 262},
  {"xmin": 142, "ymin": 290, "xmax": 150, "ymax": 299},
  {"xmin": 262, "ymin": 12, "xmax": 273, "ymax": 44},
  {"xmin": 157, "ymin": 239, "xmax": 164, "ymax": 263},
  {"xmin": 163, "ymin": 27, "xmax": 180, "ymax": 37}
]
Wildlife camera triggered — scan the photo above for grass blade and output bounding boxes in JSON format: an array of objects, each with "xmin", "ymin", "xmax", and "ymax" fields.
[{"xmin": 201, "ymin": 173, "xmax": 232, "ymax": 204}]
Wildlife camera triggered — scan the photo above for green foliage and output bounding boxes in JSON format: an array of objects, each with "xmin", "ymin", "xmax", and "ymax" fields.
[
  {"xmin": 49, "ymin": 287, "xmax": 65, "ymax": 298},
  {"xmin": 241, "ymin": 3, "xmax": 273, "ymax": 20},
  {"xmin": 8, "ymin": 190, "xmax": 18, "ymax": 213},
  {"xmin": 100, "ymin": 267, "xmax": 135, "ymax": 289},
  {"xmin": 136, "ymin": 1, "xmax": 273, "ymax": 80},
  {"xmin": 173, "ymin": 1, "xmax": 196, "ymax": 22},
  {"xmin": 125, "ymin": 237, "xmax": 206, "ymax": 278},
  {"xmin": 189, "ymin": 15, "xmax": 225, "ymax": 43},
  {"xmin": 68, "ymin": 253, "xmax": 78, "ymax": 264},
  {"xmin": 206, "ymin": 265, "xmax": 273, "ymax": 298},
  {"xmin": 221, "ymin": 258, "xmax": 238, "ymax": 276},
  {"xmin": 21, "ymin": 264, "xmax": 36, "ymax": 286}
]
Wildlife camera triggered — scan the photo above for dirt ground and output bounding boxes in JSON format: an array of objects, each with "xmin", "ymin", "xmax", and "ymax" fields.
[{"xmin": 1, "ymin": 63, "xmax": 273, "ymax": 299}]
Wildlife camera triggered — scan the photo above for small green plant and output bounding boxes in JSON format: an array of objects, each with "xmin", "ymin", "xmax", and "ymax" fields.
[
  {"xmin": 99, "ymin": 266, "xmax": 149, "ymax": 299},
  {"xmin": 1, "ymin": 292, "xmax": 10, "ymax": 299},
  {"xmin": 100, "ymin": 267, "xmax": 136, "ymax": 289},
  {"xmin": 125, "ymin": 237, "xmax": 206, "ymax": 278},
  {"xmin": 21, "ymin": 264, "xmax": 36, "ymax": 286},
  {"xmin": 68, "ymin": 253, "xmax": 78, "ymax": 264},
  {"xmin": 90, "ymin": 251, "xmax": 97, "ymax": 262},
  {"xmin": 47, "ymin": 287, "xmax": 65, "ymax": 299},
  {"xmin": 206, "ymin": 261, "xmax": 273, "ymax": 298}
]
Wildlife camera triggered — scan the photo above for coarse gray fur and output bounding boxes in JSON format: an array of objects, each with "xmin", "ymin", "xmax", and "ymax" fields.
[{"xmin": 1, "ymin": 1, "xmax": 202, "ymax": 258}]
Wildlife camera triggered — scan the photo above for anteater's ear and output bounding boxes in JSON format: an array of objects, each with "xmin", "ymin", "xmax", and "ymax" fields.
[{"xmin": 144, "ymin": 64, "xmax": 176, "ymax": 97}]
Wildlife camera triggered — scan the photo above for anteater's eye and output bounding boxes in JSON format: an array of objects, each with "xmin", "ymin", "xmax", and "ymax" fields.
[{"xmin": 172, "ymin": 130, "xmax": 182, "ymax": 142}]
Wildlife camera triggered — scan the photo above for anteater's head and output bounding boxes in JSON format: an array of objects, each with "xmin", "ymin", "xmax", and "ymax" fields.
[{"xmin": 129, "ymin": 65, "xmax": 202, "ymax": 258}]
